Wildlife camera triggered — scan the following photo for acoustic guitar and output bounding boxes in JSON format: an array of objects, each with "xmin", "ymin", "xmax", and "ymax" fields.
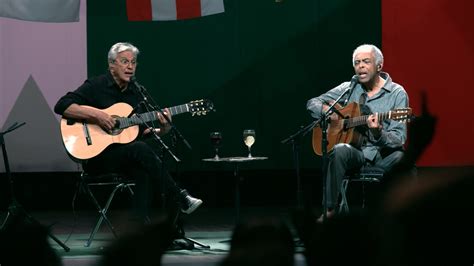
[
  {"xmin": 60, "ymin": 99, "xmax": 214, "ymax": 161},
  {"xmin": 312, "ymin": 102, "xmax": 412, "ymax": 156}
]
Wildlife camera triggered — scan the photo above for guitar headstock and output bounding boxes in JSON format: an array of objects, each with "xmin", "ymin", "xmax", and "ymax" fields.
[
  {"xmin": 391, "ymin": 107, "xmax": 413, "ymax": 123},
  {"xmin": 188, "ymin": 99, "xmax": 215, "ymax": 116}
]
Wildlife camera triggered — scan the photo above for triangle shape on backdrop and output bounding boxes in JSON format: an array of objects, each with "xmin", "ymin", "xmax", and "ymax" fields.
[{"xmin": 0, "ymin": 75, "xmax": 80, "ymax": 172}]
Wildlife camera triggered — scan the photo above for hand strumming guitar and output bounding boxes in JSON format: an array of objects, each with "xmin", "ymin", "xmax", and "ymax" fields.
[
  {"xmin": 89, "ymin": 108, "xmax": 116, "ymax": 133},
  {"xmin": 63, "ymin": 103, "xmax": 116, "ymax": 133}
]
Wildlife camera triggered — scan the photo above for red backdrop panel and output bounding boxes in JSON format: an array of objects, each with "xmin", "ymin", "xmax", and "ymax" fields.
[{"xmin": 382, "ymin": 0, "xmax": 474, "ymax": 166}]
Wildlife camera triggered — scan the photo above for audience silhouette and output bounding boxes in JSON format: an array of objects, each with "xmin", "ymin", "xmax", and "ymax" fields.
[
  {"xmin": 99, "ymin": 215, "xmax": 174, "ymax": 266},
  {"xmin": 380, "ymin": 166, "xmax": 473, "ymax": 265},
  {"xmin": 0, "ymin": 214, "xmax": 62, "ymax": 266},
  {"xmin": 220, "ymin": 216, "xmax": 295, "ymax": 266}
]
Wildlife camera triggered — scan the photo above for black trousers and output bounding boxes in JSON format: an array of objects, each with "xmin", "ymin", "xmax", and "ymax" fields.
[{"xmin": 85, "ymin": 140, "xmax": 181, "ymax": 219}]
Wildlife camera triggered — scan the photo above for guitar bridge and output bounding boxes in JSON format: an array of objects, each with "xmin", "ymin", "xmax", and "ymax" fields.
[{"xmin": 82, "ymin": 122, "xmax": 92, "ymax": 146}]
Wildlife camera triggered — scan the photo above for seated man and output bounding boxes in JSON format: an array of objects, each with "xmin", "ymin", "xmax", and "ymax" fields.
[
  {"xmin": 306, "ymin": 44, "xmax": 409, "ymax": 221},
  {"xmin": 54, "ymin": 42, "xmax": 202, "ymax": 223}
]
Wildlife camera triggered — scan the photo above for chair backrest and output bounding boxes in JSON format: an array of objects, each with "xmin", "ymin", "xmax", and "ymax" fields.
[{"xmin": 81, "ymin": 171, "xmax": 133, "ymax": 186}]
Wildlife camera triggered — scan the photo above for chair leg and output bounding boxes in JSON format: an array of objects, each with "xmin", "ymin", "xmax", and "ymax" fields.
[
  {"xmin": 361, "ymin": 182, "xmax": 366, "ymax": 209},
  {"xmin": 82, "ymin": 183, "xmax": 123, "ymax": 247},
  {"xmin": 338, "ymin": 179, "xmax": 350, "ymax": 213}
]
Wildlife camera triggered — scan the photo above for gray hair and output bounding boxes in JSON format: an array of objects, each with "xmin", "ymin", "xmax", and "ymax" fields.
[
  {"xmin": 352, "ymin": 44, "xmax": 384, "ymax": 66},
  {"xmin": 107, "ymin": 42, "xmax": 139, "ymax": 63}
]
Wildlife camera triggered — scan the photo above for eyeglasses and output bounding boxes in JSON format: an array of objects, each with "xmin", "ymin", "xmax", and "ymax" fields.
[{"xmin": 116, "ymin": 58, "xmax": 137, "ymax": 67}]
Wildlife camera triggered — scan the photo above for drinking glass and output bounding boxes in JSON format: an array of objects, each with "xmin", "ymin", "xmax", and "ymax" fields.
[
  {"xmin": 243, "ymin": 129, "xmax": 256, "ymax": 158},
  {"xmin": 210, "ymin": 132, "xmax": 222, "ymax": 160}
]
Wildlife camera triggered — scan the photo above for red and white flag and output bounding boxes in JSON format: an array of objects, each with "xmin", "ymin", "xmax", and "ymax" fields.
[
  {"xmin": 127, "ymin": 0, "xmax": 225, "ymax": 21},
  {"xmin": 0, "ymin": 0, "xmax": 80, "ymax": 23}
]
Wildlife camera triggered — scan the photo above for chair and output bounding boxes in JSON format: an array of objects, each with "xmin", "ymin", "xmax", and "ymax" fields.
[
  {"xmin": 76, "ymin": 170, "xmax": 135, "ymax": 247},
  {"xmin": 338, "ymin": 166, "xmax": 384, "ymax": 214},
  {"xmin": 338, "ymin": 161, "xmax": 418, "ymax": 214}
]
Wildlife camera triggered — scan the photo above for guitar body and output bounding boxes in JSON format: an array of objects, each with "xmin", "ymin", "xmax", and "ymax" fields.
[
  {"xmin": 312, "ymin": 102, "xmax": 362, "ymax": 156},
  {"xmin": 60, "ymin": 99, "xmax": 214, "ymax": 161},
  {"xmin": 60, "ymin": 103, "xmax": 140, "ymax": 161}
]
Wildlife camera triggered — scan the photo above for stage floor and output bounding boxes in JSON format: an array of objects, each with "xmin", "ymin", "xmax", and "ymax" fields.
[{"xmin": 1, "ymin": 206, "xmax": 307, "ymax": 266}]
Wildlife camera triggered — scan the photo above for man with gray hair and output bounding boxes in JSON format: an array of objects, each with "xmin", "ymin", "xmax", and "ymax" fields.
[
  {"xmin": 55, "ymin": 42, "xmax": 203, "ymax": 224},
  {"xmin": 306, "ymin": 44, "xmax": 409, "ymax": 222}
]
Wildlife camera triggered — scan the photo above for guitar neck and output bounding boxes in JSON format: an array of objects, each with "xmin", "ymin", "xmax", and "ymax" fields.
[
  {"xmin": 345, "ymin": 111, "xmax": 392, "ymax": 128},
  {"xmin": 116, "ymin": 103, "xmax": 190, "ymax": 129}
]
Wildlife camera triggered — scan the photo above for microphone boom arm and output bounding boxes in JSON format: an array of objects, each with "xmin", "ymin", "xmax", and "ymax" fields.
[{"xmin": 131, "ymin": 77, "xmax": 192, "ymax": 151}]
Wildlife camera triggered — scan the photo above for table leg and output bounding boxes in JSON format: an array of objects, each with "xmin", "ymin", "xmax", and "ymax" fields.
[{"xmin": 233, "ymin": 163, "xmax": 240, "ymax": 223}]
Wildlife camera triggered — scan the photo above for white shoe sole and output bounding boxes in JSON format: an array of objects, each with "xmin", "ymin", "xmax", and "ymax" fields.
[{"xmin": 181, "ymin": 199, "xmax": 203, "ymax": 214}]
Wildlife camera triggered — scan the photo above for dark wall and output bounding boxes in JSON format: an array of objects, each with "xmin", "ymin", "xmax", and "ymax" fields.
[{"xmin": 87, "ymin": 0, "xmax": 381, "ymax": 171}]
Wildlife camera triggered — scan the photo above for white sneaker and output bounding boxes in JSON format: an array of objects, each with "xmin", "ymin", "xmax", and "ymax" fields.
[{"xmin": 180, "ymin": 190, "xmax": 203, "ymax": 214}]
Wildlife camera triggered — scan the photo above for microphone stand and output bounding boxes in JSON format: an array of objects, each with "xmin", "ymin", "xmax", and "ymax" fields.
[
  {"xmin": 132, "ymin": 80, "xmax": 209, "ymax": 249},
  {"xmin": 318, "ymin": 86, "xmax": 353, "ymax": 222},
  {"xmin": 133, "ymin": 83, "xmax": 181, "ymax": 208},
  {"xmin": 1, "ymin": 122, "xmax": 70, "ymax": 252},
  {"xmin": 281, "ymin": 120, "xmax": 319, "ymax": 209},
  {"xmin": 134, "ymin": 82, "xmax": 192, "ymax": 151}
]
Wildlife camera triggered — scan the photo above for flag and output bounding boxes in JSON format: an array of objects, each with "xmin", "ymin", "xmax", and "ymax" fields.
[
  {"xmin": 127, "ymin": 0, "xmax": 224, "ymax": 21},
  {"xmin": 0, "ymin": 0, "xmax": 80, "ymax": 23}
]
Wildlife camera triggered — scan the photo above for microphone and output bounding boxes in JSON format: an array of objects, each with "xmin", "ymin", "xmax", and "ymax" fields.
[
  {"xmin": 350, "ymin": 74, "xmax": 359, "ymax": 88},
  {"xmin": 342, "ymin": 75, "xmax": 358, "ymax": 106},
  {"xmin": 130, "ymin": 76, "xmax": 142, "ymax": 89},
  {"xmin": 130, "ymin": 76, "xmax": 152, "ymax": 108},
  {"xmin": 344, "ymin": 75, "xmax": 358, "ymax": 93}
]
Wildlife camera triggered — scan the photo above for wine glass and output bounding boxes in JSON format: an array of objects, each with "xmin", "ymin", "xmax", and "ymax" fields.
[
  {"xmin": 210, "ymin": 131, "xmax": 222, "ymax": 160},
  {"xmin": 243, "ymin": 129, "xmax": 256, "ymax": 158}
]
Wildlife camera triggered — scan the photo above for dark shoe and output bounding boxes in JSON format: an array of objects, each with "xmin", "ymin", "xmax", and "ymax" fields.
[
  {"xmin": 179, "ymin": 189, "xmax": 203, "ymax": 214},
  {"xmin": 168, "ymin": 238, "xmax": 194, "ymax": 250},
  {"xmin": 316, "ymin": 209, "xmax": 336, "ymax": 223}
]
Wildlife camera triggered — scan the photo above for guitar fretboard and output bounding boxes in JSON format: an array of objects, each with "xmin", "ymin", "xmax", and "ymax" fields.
[
  {"xmin": 345, "ymin": 111, "xmax": 392, "ymax": 128},
  {"xmin": 115, "ymin": 104, "xmax": 190, "ymax": 129}
]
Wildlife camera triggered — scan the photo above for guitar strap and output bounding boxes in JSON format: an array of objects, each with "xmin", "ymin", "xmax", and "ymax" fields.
[
  {"xmin": 357, "ymin": 93, "xmax": 370, "ymax": 142},
  {"xmin": 358, "ymin": 93, "xmax": 372, "ymax": 115},
  {"xmin": 358, "ymin": 93, "xmax": 367, "ymax": 105}
]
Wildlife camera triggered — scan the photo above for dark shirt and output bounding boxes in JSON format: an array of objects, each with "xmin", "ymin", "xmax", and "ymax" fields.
[{"xmin": 54, "ymin": 71, "xmax": 144, "ymax": 115}]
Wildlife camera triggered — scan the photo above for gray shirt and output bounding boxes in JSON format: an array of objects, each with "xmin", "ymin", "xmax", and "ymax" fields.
[{"xmin": 306, "ymin": 72, "xmax": 409, "ymax": 161}]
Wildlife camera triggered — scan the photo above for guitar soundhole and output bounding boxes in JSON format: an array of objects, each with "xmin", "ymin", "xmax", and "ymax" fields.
[
  {"xmin": 110, "ymin": 128, "xmax": 123, "ymax": 136},
  {"xmin": 110, "ymin": 116, "xmax": 122, "ymax": 135}
]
